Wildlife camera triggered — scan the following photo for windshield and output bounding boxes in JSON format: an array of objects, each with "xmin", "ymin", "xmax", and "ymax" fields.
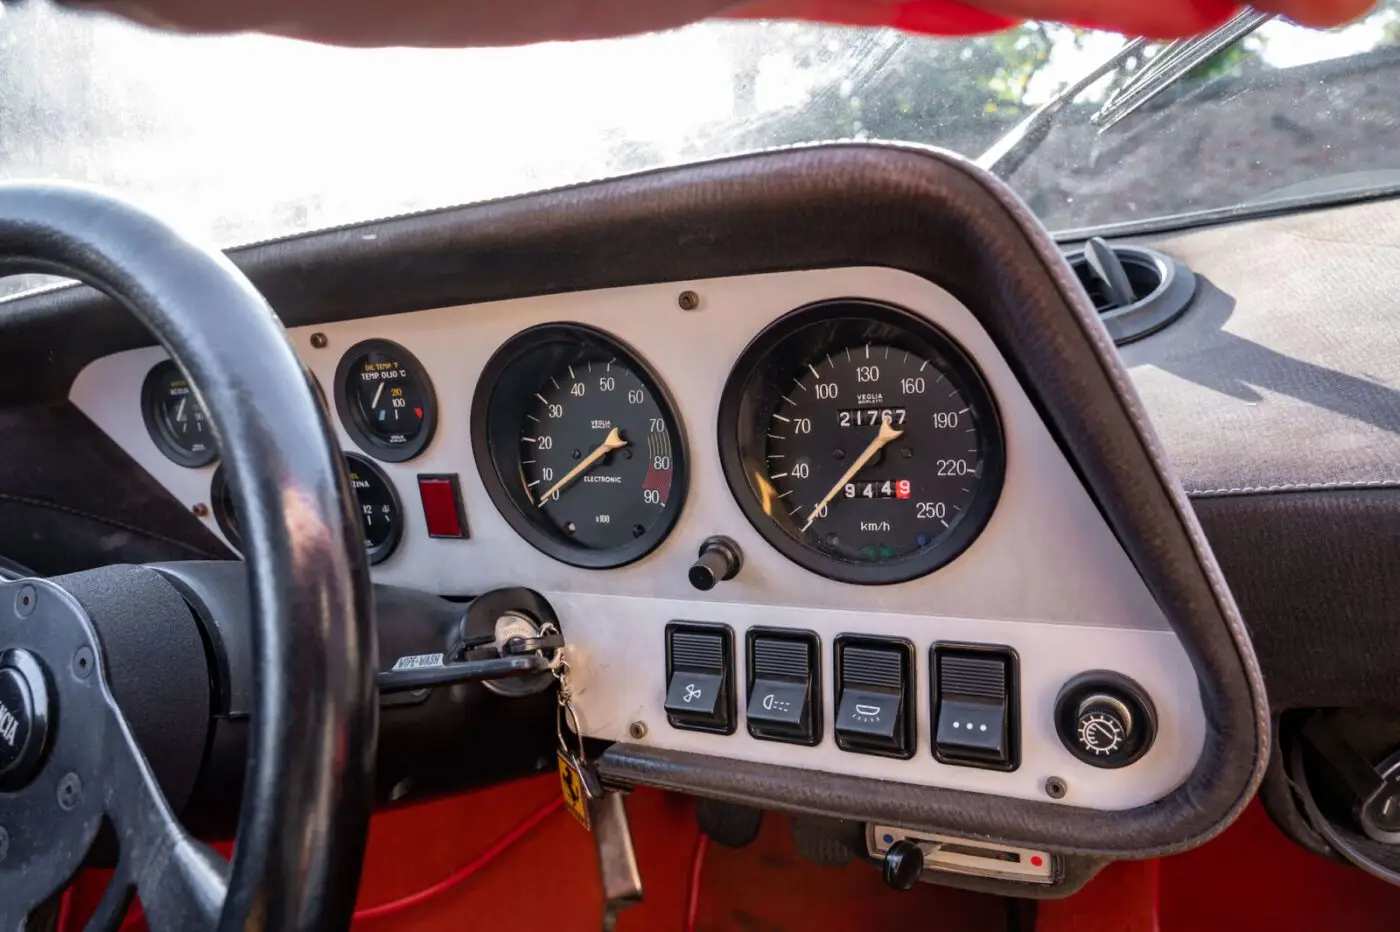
[{"xmin": 2, "ymin": 1, "xmax": 1399, "ymax": 273}]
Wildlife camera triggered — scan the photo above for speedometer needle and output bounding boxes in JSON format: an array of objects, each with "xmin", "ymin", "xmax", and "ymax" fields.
[
  {"xmin": 535, "ymin": 427, "xmax": 628, "ymax": 506},
  {"xmin": 801, "ymin": 418, "xmax": 903, "ymax": 532}
]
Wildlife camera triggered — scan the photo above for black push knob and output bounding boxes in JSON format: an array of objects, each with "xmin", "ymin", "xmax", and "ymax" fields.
[
  {"xmin": 1054, "ymin": 672, "xmax": 1156, "ymax": 769},
  {"xmin": 882, "ymin": 840, "xmax": 925, "ymax": 891},
  {"xmin": 688, "ymin": 536, "xmax": 742, "ymax": 591}
]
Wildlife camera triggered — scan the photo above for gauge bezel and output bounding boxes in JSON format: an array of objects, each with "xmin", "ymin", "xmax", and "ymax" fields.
[
  {"xmin": 209, "ymin": 464, "xmax": 240, "ymax": 551},
  {"xmin": 471, "ymin": 323, "xmax": 689, "ymax": 569},
  {"xmin": 334, "ymin": 338, "xmax": 438, "ymax": 463},
  {"xmin": 343, "ymin": 452, "xmax": 404, "ymax": 565},
  {"xmin": 141, "ymin": 359, "xmax": 218, "ymax": 468},
  {"xmin": 717, "ymin": 300, "xmax": 1005, "ymax": 585}
]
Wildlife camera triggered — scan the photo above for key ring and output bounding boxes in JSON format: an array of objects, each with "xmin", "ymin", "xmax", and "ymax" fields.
[{"xmin": 556, "ymin": 694, "xmax": 588, "ymax": 766}]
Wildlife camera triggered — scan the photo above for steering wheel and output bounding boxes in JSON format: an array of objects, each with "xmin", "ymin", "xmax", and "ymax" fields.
[{"xmin": 0, "ymin": 185, "xmax": 377, "ymax": 930}]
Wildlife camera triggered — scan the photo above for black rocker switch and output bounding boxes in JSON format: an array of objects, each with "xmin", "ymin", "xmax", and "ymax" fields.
[
  {"xmin": 834, "ymin": 636, "xmax": 915, "ymax": 759},
  {"xmin": 664, "ymin": 623, "xmax": 735, "ymax": 734},
  {"xmin": 746, "ymin": 629, "xmax": 820, "ymax": 745},
  {"xmin": 932, "ymin": 645, "xmax": 1018, "ymax": 771}
]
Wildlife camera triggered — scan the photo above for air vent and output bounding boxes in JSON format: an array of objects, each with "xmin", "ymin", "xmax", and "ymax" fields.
[{"xmin": 1066, "ymin": 238, "xmax": 1196, "ymax": 346}]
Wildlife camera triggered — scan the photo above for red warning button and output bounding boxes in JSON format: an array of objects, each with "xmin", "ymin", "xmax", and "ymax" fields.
[{"xmin": 417, "ymin": 474, "xmax": 469, "ymax": 539}]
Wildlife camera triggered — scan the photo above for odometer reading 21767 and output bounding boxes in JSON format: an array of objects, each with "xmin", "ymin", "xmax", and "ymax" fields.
[{"xmin": 719, "ymin": 301, "xmax": 1004, "ymax": 585}]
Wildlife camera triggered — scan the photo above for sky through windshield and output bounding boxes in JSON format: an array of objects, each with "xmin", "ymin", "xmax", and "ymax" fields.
[{"xmin": 1, "ymin": 0, "xmax": 1398, "ymax": 283}]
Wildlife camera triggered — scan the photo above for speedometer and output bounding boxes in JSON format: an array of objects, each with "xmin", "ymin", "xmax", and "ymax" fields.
[
  {"xmin": 472, "ymin": 324, "xmax": 688, "ymax": 569},
  {"xmin": 718, "ymin": 300, "xmax": 1004, "ymax": 584}
]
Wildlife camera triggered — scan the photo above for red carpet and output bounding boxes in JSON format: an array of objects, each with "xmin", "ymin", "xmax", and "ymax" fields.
[{"xmin": 61, "ymin": 777, "xmax": 1400, "ymax": 931}]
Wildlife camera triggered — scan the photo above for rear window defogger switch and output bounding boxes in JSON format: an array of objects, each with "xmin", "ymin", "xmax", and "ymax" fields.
[{"xmin": 834, "ymin": 636, "xmax": 915, "ymax": 759}]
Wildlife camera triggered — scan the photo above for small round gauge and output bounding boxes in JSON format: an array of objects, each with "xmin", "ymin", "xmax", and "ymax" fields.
[
  {"xmin": 209, "ymin": 453, "xmax": 403, "ymax": 564},
  {"xmin": 718, "ymin": 300, "xmax": 1004, "ymax": 585},
  {"xmin": 142, "ymin": 360, "xmax": 217, "ymax": 467},
  {"xmin": 335, "ymin": 339, "xmax": 437, "ymax": 462},
  {"xmin": 472, "ymin": 324, "xmax": 688, "ymax": 569},
  {"xmin": 344, "ymin": 453, "xmax": 404, "ymax": 565}
]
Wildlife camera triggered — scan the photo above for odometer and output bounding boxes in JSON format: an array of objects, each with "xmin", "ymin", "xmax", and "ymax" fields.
[
  {"xmin": 719, "ymin": 301, "xmax": 1004, "ymax": 584},
  {"xmin": 472, "ymin": 324, "xmax": 687, "ymax": 569}
]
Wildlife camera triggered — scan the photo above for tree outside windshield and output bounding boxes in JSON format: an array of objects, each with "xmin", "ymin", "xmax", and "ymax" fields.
[{"xmin": 1, "ymin": 0, "xmax": 1398, "ymax": 296}]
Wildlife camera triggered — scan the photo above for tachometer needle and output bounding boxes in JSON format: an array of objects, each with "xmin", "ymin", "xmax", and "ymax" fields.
[
  {"xmin": 801, "ymin": 418, "xmax": 903, "ymax": 532},
  {"xmin": 535, "ymin": 427, "xmax": 628, "ymax": 506}
]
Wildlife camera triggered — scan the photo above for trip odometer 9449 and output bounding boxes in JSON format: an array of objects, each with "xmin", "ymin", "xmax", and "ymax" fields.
[
  {"xmin": 719, "ymin": 300, "xmax": 1004, "ymax": 584},
  {"xmin": 472, "ymin": 324, "xmax": 688, "ymax": 569}
]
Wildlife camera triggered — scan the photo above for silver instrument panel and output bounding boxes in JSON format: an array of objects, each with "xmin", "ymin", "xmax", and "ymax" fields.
[{"xmin": 70, "ymin": 266, "xmax": 1204, "ymax": 810}]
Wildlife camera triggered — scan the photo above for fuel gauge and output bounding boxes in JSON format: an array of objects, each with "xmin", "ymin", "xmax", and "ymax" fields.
[{"xmin": 209, "ymin": 453, "xmax": 403, "ymax": 564}]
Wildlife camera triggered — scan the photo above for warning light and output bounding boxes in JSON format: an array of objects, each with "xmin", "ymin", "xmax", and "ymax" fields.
[
  {"xmin": 895, "ymin": 479, "xmax": 912, "ymax": 499},
  {"xmin": 1030, "ymin": 856, "xmax": 1044, "ymax": 867}
]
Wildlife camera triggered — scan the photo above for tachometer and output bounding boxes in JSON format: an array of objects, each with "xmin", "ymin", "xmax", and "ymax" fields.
[
  {"xmin": 472, "ymin": 324, "xmax": 687, "ymax": 569},
  {"xmin": 718, "ymin": 300, "xmax": 1004, "ymax": 584}
]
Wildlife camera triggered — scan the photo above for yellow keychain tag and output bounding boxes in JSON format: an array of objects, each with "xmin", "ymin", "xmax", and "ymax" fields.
[{"xmin": 557, "ymin": 750, "xmax": 592, "ymax": 830}]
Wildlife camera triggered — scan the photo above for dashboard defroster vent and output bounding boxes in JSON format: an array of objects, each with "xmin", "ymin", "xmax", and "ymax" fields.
[{"xmin": 1066, "ymin": 238, "xmax": 1196, "ymax": 346}]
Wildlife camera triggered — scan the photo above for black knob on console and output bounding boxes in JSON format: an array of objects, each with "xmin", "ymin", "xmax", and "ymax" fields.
[
  {"xmin": 688, "ymin": 536, "xmax": 743, "ymax": 591},
  {"xmin": 1054, "ymin": 672, "xmax": 1156, "ymax": 769},
  {"xmin": 882, "ymin": 840, "xmax": 925, "ymax": 891}
]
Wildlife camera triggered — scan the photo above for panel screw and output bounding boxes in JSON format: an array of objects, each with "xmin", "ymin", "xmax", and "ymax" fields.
[
  {"xmin": 0, "ymin": 826, "xmax": 8, "ymax": 863},
  {"xmin": 1044, "ymin": 776, "xmax": 1068, "ymax": 800},
  {"xmin": 14, "ymin": 585, "xmax": 36, "ymax": 617},
  {"xmin": 677, "ymin": 290, "xmax": 700, "ymax": 311},
  {"xmin": 191, "ymin": 503, "xmax": 210, "ymax": 518},
  {"xmin": 310, "ymin": 332, "xmax": 329, "ymax": 349},
  {"xmin": 57, "ymin": 773, "xmax": 83, "ymax": 811},
  {"xmin": 628, "ymin": 721, "xmax": 649, "ymax": 740},
  {"xmin": 73, "ymin": 646, "xmax": 94, "ymax": 680}
]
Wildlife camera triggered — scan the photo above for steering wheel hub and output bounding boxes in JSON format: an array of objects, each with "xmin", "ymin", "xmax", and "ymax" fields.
[{"xmin": 0, "ymin": 649, "xmax": 49, "ymax": 791}]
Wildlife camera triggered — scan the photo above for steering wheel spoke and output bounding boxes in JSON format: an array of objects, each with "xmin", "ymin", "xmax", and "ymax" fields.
[{"xmin": 98, "ymin": 698, "xmax": 228, "ymax": 931}]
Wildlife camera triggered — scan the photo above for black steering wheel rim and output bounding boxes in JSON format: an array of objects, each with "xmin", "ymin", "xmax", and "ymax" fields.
[{"xmin": 0, "ymin": 183, "xmax": 377, "ymax": 929}]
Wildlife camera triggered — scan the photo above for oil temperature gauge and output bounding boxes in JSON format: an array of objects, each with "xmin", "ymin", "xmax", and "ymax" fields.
[{"xmin": 335, "ymin": 339, "xmax": 438, "ymax": 462}]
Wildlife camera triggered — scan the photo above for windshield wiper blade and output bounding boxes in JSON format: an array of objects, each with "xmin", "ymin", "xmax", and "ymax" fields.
[
  {"xmin": 1091, "ymin": 9, "xmax": 1274, "ymax": 129},
  {"xmin": 977, "ymin": 8, "xmax": 1274, "ymax": 179},
  {"xmin": 976, "ymin": 38, "xmax": 1145, "ymax": 178}
]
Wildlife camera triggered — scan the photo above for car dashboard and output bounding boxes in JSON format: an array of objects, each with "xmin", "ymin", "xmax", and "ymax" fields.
[{"xmin": 5, "ymin": 143, "xmax": 1397, "ymax": 898}]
